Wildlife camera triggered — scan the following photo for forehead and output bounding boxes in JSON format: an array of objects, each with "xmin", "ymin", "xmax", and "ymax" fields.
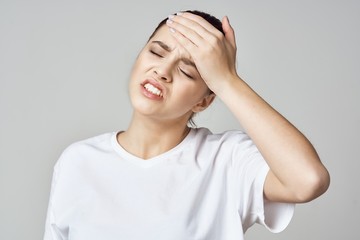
[{"xmin": 147, "ymin": 25, "xmax": 191, "ymax": 57}]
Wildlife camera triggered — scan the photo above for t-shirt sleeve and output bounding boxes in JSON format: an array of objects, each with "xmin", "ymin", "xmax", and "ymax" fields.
[
  {"xmin": 229, "ymin": 131, "xmax": 295, "ymax": 233},
  {"xmin": 43, "ymin": 161, "xmax": 66, "ymax": 240},
  {"xmin": 248, "ymin": 164, "xmax": 295, "ymax": 233},
  {"xmin": 43, "ymin": 144, "xmax": 78, "ymax": 240}
]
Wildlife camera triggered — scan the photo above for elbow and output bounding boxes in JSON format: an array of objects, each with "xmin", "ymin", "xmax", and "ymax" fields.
[{"xmin": 294, "ymin": 166, "xmax": 331, "ymax": 203}]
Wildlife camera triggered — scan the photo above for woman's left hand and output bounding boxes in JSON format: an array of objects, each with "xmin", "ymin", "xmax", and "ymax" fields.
[{"xmin": 166, "ymin": 12, "xmax": 238, "ymax": 94}]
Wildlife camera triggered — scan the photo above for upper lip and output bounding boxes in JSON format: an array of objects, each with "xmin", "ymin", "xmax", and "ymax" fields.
[{"xmin": 141, "ymin": 78, "xmax": 166, "ymax": 97}]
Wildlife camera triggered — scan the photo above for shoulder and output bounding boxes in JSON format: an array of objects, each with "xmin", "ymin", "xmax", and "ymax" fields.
[
  {"xmin": 193, "ymin": 127, "xmax": 253, "ymax": 146},
  {"xmin": 63, "ymin": 132, "xmax": 114, "ymax": 154},
  {"xmin": 190, "ymin": 127, "xmax": 258, "ymax": 159},
  {"xmin": 56, "ymin": 132, "xmax": 116, "ymax": 168},
  {"xmin": 185, "ymin": 128, "xmax": 265, "ymax": 175}
]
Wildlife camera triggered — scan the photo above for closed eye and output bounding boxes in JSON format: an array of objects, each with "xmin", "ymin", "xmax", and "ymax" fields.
[
  {"xmin": 150, "ymin": 50, "xmax": 163, "ymax": 58},
  {"xmin": 180, "ymin": 69, "xmax": 194, "ymax": 79}
]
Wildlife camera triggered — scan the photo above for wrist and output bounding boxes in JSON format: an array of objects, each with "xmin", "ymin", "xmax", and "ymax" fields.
[{"xmin": 213, "ymin": 74, "xmax": 245, "ymax": 98}]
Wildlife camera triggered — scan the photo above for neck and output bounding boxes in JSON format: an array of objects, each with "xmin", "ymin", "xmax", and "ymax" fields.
[{"xmin": 117, "ymin": 112, "xmax": 191, "ymax": 160}]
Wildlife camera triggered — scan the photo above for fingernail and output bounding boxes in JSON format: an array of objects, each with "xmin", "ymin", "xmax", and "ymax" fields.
[
  {"xmin": 166, "ymin": 19, "xmax": 173, "ymax": 24},
  {"xmin": 176, "ymin": 12, "xmax": 183, "ymax": 16},
  {"xmin": 226, "ymin": 16, "xmax": 230, "ymax": 23},
  {"xmin": 169, "ymin": 27, "xmax": 176, "ymax": 33},
  {"xmin": 168, "ymin": 14, "xmax": 175, "ymax": 19}
]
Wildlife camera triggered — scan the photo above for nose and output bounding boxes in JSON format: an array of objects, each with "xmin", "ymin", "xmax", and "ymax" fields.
[{"xmin": 154, "ymin": 65, "xmax": 172, "ymax": 83}]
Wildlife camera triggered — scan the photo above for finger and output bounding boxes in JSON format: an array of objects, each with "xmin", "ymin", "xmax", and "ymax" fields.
[
  {"xmin": 222, "ymin": 16, "xmax": 237, "ymax": 49},
  {"xmin": 167, "ymin": 14, "xmax": 211, "ymax": 46},
  {"xmin": 176, "ymin": 12, "xmax": 222, "ymax": 37},
  {"xmin": 166, "ymin": 20, "xmax": 199, "ymax": 54},
  {"xmin": 169, "ymin": 14, "xmax": 226, "ymax": 51},
  {"xmin": 166, "ymin": 16, "xmax": 206, "ymax": 48}
]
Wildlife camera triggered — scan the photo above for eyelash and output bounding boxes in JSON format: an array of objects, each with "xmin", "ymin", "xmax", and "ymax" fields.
[
  {"xmin": 150, "ymin": 50, "xmax": 194, "ymax": 79},
  {"xmin": 180, "ymin": 69, "xmax": 193, "ymax": 79},
  {"xmin": 150, "ymin": 50, "xmax": 163, "ymax": 58}
]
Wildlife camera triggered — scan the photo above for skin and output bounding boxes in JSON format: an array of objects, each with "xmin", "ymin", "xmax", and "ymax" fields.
[
  {"xmin": 119, "ymin": 12, "xmax": 330, "ymax": 204},
  {"xmin": 118, "ymin": 24, "xmax": 215, "ymax": 162}
]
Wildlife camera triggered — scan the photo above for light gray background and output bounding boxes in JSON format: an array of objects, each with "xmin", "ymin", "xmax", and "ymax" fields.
[{"xmin": 1, "ymin": 0, "xmax": 359, "ymax": 239}]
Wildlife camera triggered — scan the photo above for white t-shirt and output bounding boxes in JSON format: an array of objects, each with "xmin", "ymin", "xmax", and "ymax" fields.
[{"xmin": 44, "ymin": 127, "xmax": 294, "ymax": 240}]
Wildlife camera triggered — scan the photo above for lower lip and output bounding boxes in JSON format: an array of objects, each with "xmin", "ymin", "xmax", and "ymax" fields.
[{"xmin": 140, "ymin": 85, "xmax": 163, "ymax": 100}]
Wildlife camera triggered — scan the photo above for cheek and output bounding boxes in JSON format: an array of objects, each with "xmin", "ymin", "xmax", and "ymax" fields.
[
  {"xmin": 128, "ymin": 57, "xmax": 149, "ymax": 88},
  {"xmin": 187, "ymin": 80, "xmax": 210, "ymax": 96},
  {"xmin": 174, "ymin": 82, "xmax": 209, "ymax": 103},
  {"xmin": 130, "ymin": 59, "xmax": 143, "ymax": 77}
]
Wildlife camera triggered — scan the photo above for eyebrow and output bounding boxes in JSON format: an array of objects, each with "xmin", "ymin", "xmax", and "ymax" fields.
[
  {"xmin": 180, "ymin": 57, "xmax": 196, "ymax": 68},
  {"xmin": 151, "ymin": 40, "xmax": 172, "ymax": 52},
  {"xmin": 151, "ymin": 40, "xmax": 197, "ymax": 68}
]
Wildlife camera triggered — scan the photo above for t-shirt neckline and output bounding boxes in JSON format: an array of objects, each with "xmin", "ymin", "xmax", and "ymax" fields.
[{"xmin": 111, "ymin": 128, "xmax": 196, "ymax": 168}]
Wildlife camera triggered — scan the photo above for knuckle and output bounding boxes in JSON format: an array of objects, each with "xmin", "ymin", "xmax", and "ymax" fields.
[{"xmin": 208, "ymin": 35, "xmax": 218, "ymax": 46}]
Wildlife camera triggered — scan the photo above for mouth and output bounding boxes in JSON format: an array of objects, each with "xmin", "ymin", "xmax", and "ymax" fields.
[
  {"xmin": 141, "ymin": 80, "xmax": 164, "ymax": 98},
  {"xmin": 143, "ymin": 83, "xmax": 163, "ymax": 97}
]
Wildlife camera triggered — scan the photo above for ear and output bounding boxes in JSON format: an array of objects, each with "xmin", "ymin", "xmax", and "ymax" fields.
[{"xmin": 192, "ymin": 93, "xmax": 216, "ymax": 113}]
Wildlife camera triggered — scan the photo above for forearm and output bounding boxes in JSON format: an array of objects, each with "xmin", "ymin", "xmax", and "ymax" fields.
[
  {"xmin": 216, "ymin": 76, "xmax": 330, "ymax": 202},
  {"xmin": 166, "ymin": 11, "xmax": 329, "ymax": 201}
]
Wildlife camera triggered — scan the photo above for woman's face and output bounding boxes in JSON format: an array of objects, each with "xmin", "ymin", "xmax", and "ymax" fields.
[{"xmin": 128, "ymin": 25, "xmax": 214, "ymax": 123}]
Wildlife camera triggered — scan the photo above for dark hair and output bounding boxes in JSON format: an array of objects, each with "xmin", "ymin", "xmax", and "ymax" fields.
[{"xmin": 148, "ymin": 10, "xmax": 222, "ymax": 127}]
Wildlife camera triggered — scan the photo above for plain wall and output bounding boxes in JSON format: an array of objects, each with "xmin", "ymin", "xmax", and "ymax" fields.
[{"xmin": 1, "ymin": 0, "xmax": 359, "ymax": 239}]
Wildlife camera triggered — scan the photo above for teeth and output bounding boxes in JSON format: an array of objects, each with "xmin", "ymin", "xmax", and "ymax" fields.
[{"xmin": 144, "ymin": 83, "xmax": 163, "ymax": 97}]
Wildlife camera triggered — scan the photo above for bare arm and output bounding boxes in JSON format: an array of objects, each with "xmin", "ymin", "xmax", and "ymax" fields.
[
  {"xmin": 167, "ymin": 12, "xmax": 330, "ymax": 203},
  {"xmin": 217, "ymin": 75, "xmax": 330, "ymax": 203}
]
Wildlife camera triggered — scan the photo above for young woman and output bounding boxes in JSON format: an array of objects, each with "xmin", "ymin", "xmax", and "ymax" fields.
[{"xmin": 44, "ymin": 10, "xmax": 330, "ymax": 240}]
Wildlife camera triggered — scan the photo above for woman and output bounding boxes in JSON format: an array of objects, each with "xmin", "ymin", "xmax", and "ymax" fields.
[{"xmin": 44, "ymin": 10, "xmax": 330, "ymax": 240}]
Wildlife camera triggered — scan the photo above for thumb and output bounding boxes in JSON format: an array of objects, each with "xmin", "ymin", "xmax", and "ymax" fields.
[{"xmin": 222, "ymin": 16, "xmax": 236, "ymax": 49}]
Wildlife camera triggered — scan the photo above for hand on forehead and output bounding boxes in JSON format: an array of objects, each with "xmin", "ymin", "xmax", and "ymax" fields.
[{"xmin": 167, "ymin": 12, "xmax": 223, "ymax": 38}]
